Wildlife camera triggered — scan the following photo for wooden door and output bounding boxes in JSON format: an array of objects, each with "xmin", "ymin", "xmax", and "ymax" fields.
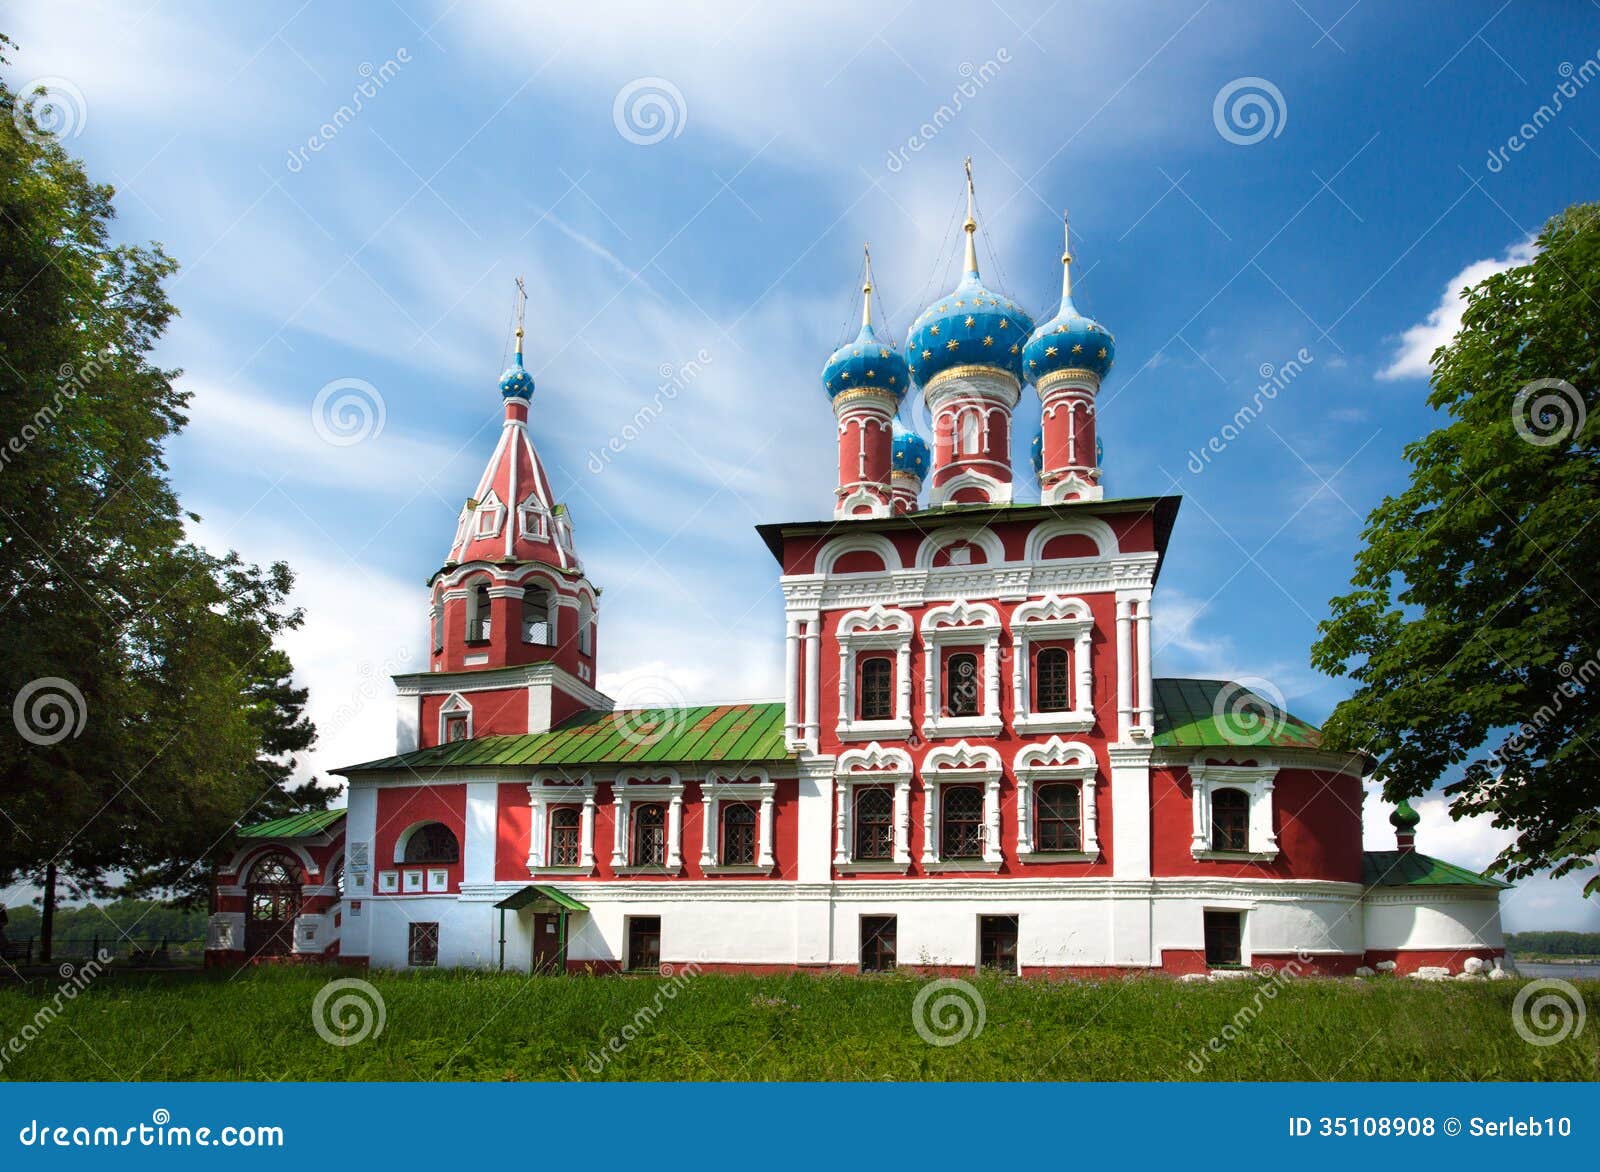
[{"xmin": 531, "ymin": 912, "xmax": 563, "ymax": 972}]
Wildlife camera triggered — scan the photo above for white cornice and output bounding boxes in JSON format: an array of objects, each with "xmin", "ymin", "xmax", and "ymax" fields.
[
  {"xmin": 392, "ymin": 662, "xmax": 611, "ymax": 711},
  {"xmin": 781, "ymin": 554, "xmax": 1159, "ymax": 614}
]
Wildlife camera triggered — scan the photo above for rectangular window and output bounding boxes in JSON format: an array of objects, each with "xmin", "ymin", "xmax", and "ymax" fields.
[
  {"xmin": 858, "ymin": 656, "xmax": 893, "ymax": 721},
  {"xmin": 1035, "ymin": 646, "xmax": 1071, "ymax": 712},
  {"xmin": 626, "ymin": 915, "xmax": 661, "ymax": 972},
  {"xmin": 852, "ymin": 787, "xmax": 894, "ymax": 860},
  {"xmin": 944, "ymin": 651, "xmax": 980, "ymax": 717},
  {"xmin": 550, "ymin": 809, "xmax": 581, "ymax": 866},
  {"xmin": 443, "ymin": 714, "xmax": 469, "ymax": 743},
  {"xmin": 632, "ymin": 804, "xmax": 667, "ymax": 866},
  {"xmin": 408, "ymin": 922, "xmax": 439, "ymax": 967},
  {"xmin": 860, "ymin": 915, "xmax": 897, "ymax": 972},
  {"xmin": 978, "ymin": 914, "xmax": 1018, "ymax": 974},
  {"xmin": 1034, "ymin": 783, "xmax": 1081, "ymax": 852},
  {"xmin": 721, "ymin": 805, "xmax": 757, "ymax": 865},
  {"xmin": 940, "ymin": 786, "xmax": 985, "ymax": 859},
  {"xmin": 1204, "ymin": 910, "xmax": 1243, "ymax": 967}
]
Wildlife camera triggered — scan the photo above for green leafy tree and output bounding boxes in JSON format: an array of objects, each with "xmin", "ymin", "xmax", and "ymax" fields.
[
  {"xmin": 1312, "ymin": 202, "xmax": 1600, "ymax": 894},
  {"xmin": 0, "ymin": 44, "xmax": 323, "ymax": 948}
]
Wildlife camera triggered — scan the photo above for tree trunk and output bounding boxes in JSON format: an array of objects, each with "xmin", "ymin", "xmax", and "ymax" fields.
[{"xmin": 40, "ymin": 861, "xmax": 56, "ymax": 963}]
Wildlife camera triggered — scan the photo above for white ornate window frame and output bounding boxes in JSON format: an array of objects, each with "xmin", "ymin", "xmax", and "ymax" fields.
[
  {"xmin": 438, "ymin": 692, "xmax": 473, "ymax": 743},
  {"xmin": 921, "ymin": 599, "xmax": 1003, "ymax": 737},
  {"xmin": 699, "ymin": 768, "xmax": 777, "ymax": 874},
  {"xmin": 920, "ymin": 741, "xmax": 1003, "ymax": 870},
  {"xmin": 611, "ymin": 770, "xmax": 686, "ymax": 874},
  {"xmin": 526, "ymin": 774, "xmax": 597, "ymax": 875},
  {"xmin": 1013, "ymin": 737, "xmax": 1100, "ymax": 862},
  {"xmin": 1189, "ymin": 763, "xmax": 1278, "ymax": 861},
  {"xmin": 1010, "ymin": 594, "xmax": 1095, "ymax": 734},
  {"xmin": 836, "ymin": 605, "xmax": 914, "ymax": 741},
  {"xmin": 518, "ymin": 492, "xmax": 550, "ymax": 539},
  {"xmin": 834, "ymin": 743, "xmax": 912, "ymax": 873},
  {"xmin": 474, "ymin": 490, "xmax": 505, "ymax": 538}
]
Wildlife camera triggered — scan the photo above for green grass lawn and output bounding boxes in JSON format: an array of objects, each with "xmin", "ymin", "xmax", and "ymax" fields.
[{"xmin": 1, "ymin": 966, "xmax": 1595, "ymax": 1081}]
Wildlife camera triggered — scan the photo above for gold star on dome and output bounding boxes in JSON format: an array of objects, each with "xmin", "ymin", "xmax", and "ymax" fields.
[
  {"xmin": 954, "ymin": 300, "xmax": 965, "ymax": 308},
  {"xmin": 1072, "ymin": 343, "xmax": 1083, "ymax": 354},
  {"xmin": 1029, "ymin": 359, "xmax": 1037, "ymax": 369},
  {"xmin": 840, "ymin": 371, "xmax": 850, "ymax": 380},
  {"xmin": 982, "ymin": 335, "xmax": 994, "ymax": 346},
  {"xmin": 1055, "ymin": 324, "xmax": 1067, "ymax": 334},
  {"xmin": 999, "ymin": 319, "xmax": 1009, "ymax": 329},
  {"xmin": 930, "ymin": 324, "xmax": 941, "ymax": 336},
  {"xmin": 853, "ymin": 348, "xmax": 861, "ymax": 356},
  {"xmin": 1045, "ymin": 346, "xmax": 1058, "ymax": 357},
  {"xmin": 879, "ymin": 348, "xmax": 889, "ymax": 359},
  {"xmin": 867, "ymin": 369, "xmax": 875, "ymax": 378},
  {"xmin": 921, "ymin": 349, "xmax": 932, "ymax": 359},
  {"xmin": 889, "ymin": 375, "xmax": 897, "ymax": 385},
  {"xmin": 1097, "ymin": 347, "xmax": 1107, "ymax": 358},
  {"xmin": 964, "ymin": 316, "xmax": 975, "ymax": 328},
  {"xmin": 1009, "ymin": 343, "xmax": 1019, "ymax": 354},
  {"xmin": 945, "ymin": 339, "xmax": 959, "ymax": 351}
]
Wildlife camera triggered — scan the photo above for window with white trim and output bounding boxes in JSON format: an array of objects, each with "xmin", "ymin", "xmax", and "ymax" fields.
[
  {"xmin": 611, "ymin": 773, "xmax": 685, "ymax": 873},
  {"xmin": 466, "ymin": 582, "xmax": 491, "ymax": 643},
  {"xmin": 833, "ymin": 744, "xmax": 912, "ymax": 871},
  {"xmin": 438, "ymin": 692, "xmax": 473, "ymax": 744},
  {"xmin": 920, "ymin": 741, "xmax": 1003, "ymax": 868},
  {"xmin": 519, "ymin": 495, "xmax": 549, "ymax": 539},
  {"xmin": 1010, "ymin": 595, "xmax": 1095, "ymax": 734},
  {"xmin": 700, "ymin": 771, "xmax": 777, "ymax": 872},
  {"xmin": 835, "ymin": 606, "xmax": 914, "ymax": 741},
  {"xmin": 474, "ymin": 493, "xmax": 505, "ymax": 538},
  {"xmin": 921, "ymin": 600, "xmax": 1002, "ymax": 737},
  {"xmin": 1012, "ymin": 737, "xmax": 1100, "ymax": 861},
  {"xmin": 521, "ymin": 587, "xmax": 552, "ymax": 645},
  {"xmin": 1188, "ymin": 764, "xmax": 1278, "ymax": 860},
  {"xmin": 577, "ymin": 597, "xmax": 594, "ymax": 656}
]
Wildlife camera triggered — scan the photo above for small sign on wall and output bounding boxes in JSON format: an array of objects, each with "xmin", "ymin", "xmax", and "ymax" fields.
[
  {"xmin": 378, "ymin": 871, "xmax": 398, "ymax": 893},
  {"xmin": 349, "ymin": 841, "xmax": 371, "ymax": 867},
  {"xmin": 426, "ymin": 868, "xmax": 448, "ymax": 892},
  {"xmin": 349, "ymin": 901, "xmax": 362, "ymax": 917}
]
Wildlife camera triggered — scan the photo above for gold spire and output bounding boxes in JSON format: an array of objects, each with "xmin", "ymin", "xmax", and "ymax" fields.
[
  {"xmin": 1061, "ymin": 210, "xmax": 1073, "ymax": 301},
  {"xmin": 513, "ymin": 275, "xmax": 527, "ymax": 362},
  {"xmin": 861, "ymin": 242, "xmax": 873, "ymax": 330},
  {"xmin": 962, "ymin": 156, "xmax": 979, "ymax": 275}
]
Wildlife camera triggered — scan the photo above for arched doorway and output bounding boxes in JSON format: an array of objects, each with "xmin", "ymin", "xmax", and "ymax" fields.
[{"xmin": 245, "ymin": 852, "xmax": 303, "ymax": 959}]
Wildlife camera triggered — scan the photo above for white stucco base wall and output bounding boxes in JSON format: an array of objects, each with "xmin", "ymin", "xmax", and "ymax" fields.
[{"xmin": 1362, "ymin": 890, "xmax": 1505, "ymax": 952}]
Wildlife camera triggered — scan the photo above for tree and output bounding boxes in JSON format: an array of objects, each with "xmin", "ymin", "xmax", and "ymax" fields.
[
  {"xmin": 1312, "ymin": 202, "xmax": 1600, "ymax": 894},
  {"xmin": 0, "ymin": 45, "xmax": 322, "ymax": 948}
]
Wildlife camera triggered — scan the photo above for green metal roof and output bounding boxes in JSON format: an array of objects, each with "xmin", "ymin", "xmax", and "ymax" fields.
[
  {"xmin": 236, "ymin": 808, "xmax": 346, "ymax": 839},
  {"xmin": 1151, "ymin": 678, "xmax": 1324, "ymax": 750},
  {"xmin": 1362, "ymin": 850, "xmax": 1511, "ymax": 889},
  {"xmin": 494, "ymin": 884, "xmax": 589, "ymax": 912},
  {"xmin": 336, "ymin": 702, "xmax": 790, "ymax": 775}
]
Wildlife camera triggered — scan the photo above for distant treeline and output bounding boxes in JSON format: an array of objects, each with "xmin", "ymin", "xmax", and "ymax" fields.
[
  {"xmin": 1505, "ymin": 931, "xmax": 1600, "ymax": 957},
  {"xmin": 1, "ymin": 898, "xmax": 207, "ymax": 947}
]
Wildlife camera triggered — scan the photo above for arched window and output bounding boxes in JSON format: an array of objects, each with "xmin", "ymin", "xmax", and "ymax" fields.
[
  {"xmin": 1035, "ymin": 646, "xmax": 1071, "ymax": 712},
  {"xmin": 1211, "ymin": 788, "xmax": 1250, "ymax": 852},
  {"xmin": 521, "ymin": 587, "xmax": 551, "ymax": 645},
  {"xmin": 853, "ymin": 787, "xmax": 893, "ymax": 860},
  {"xmin": 633, "ymin": 803, "xmax": 667, "ymax": 866},
  {"xmin": 403, "ymin": 823, "xmax": 460, "ymax": 865},
  {"xmin": 944, "ymin": 651, "xmax": 980, "ymax": 717},
  {"xmin": 940, "ymin": 786, "xmax": 984, "ymax": 859},
  {"xmin": 549, "ymin": 807, "xmax": 581, "ymax": 867},
  {"xmin": 577, "ymin": 597, "xmax": 594, "ymax": 656},
  {"xmin": 431, "ymin": 604, "xmax": 443, "ymax": 653},
  {"xmin": 519, "ymin": 496, "xmax": 549, "ymax": 538},
  {"xmin": 245, "ymin": 852, "xmax": 302, "ymax": 959},
  {"xmin": 467, "ymin": 581, "xmax": 491, "ymax": 642},
  {"xmin": 960, "ymin": 408, "xmax": 980, "ymax": 454},
  {"xmin": 858, "ymin": 656, "xmax": 892, "ymax": 721},
  {"xmin": 722, "ymin": 804, "xmax": 757, "ymax": 865},
  {"xmin": 1034, "ymin": 782, "xmax": 1081, "ymax": 852}
]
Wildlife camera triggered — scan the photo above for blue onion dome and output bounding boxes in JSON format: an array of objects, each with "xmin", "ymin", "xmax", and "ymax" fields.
[
  {"xmin": 1030, "ymin": 431, "xmax": 1043, "ymax": 476},
  {"xmin": 499, "ymin": 327, "xmax": 535, "ymax": 400},
  {"xmin": 1024, "ymin": 214, "xmax": 1114, "ymax": 384},
  {"xmin": 823, "ymin": 253, "xmax": 909, "ymax": 403},
  {"xmin": 905, "ymin": 165, "xmax": 1034, "ymax": 390},
  {"xmin": 892, "ymin": 419, "xmax": 930, "ymax": 479}
]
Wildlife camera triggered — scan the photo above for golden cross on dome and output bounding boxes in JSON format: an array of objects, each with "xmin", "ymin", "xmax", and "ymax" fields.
[
  {"xmin": 513, "ymin": 275, "xmax": 527, "ymax": 360},
  {"xmin": 861, "ymin": 242, "xmax": 874, "ymax": 330},
  {"xmin": 1060, "ymin": 210, "xmax": 1073, "ymax": 301},
  {"xmin": 962, "ymin": 156, "xmax": 979, "ymax": 275}
]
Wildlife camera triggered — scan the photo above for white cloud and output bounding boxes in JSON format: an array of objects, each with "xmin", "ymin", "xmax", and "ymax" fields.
[{"xmin": 1378, "ymin": 239, "xmax": 1535, "ymax": 380}]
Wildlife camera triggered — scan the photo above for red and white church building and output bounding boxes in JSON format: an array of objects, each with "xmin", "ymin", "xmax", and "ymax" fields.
[{"xmin": 207, "ymin": 171, "xmax": 1508, "ymax": 978}]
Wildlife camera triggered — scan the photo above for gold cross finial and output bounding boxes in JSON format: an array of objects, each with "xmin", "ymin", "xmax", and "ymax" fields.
[
  {"xmin": 1061, "ymin": 210, "xmax": 1073, "ymax": 300},
  {"xmin": 513, "ymin": 276, "xmax": 527, "ymax": 360},
  {"xmin": 861, "ymin": 242, "xmax": 874, "ymax": 329},
  {"xmin": 962, "ymin": 157, "xmax": 979, "ymax": 275}
]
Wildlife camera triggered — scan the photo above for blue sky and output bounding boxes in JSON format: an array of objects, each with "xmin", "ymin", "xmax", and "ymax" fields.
[{"xmin": 8, "ymin": 1, "xmax": 1598, "ymax": 929}]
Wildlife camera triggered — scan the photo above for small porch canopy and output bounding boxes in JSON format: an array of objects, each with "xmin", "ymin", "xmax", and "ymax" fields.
[{"xmin": 494, "ymin": 884, "xmax": 588, "ymax": 972}]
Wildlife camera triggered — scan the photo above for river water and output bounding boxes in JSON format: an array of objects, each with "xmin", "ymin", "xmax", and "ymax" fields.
[{"xmin": 1510, "ymin": 960, "xmax": 1600, "ymax": 980}]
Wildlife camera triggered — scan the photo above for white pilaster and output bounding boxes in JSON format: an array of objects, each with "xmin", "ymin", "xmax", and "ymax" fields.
[
  {"xmin": 1115, "ymin": 597, "xmax": 1134, "ymax": 741},
  {"xmin": 1135, "ymin": 595, "xmax": 1154, "ymax": 734},
  {"xmin": 803, "ymin": 618, "xmax": 820, "ymax": 749},
  {"xmin": 784, "ymin": 619, "xmax": 800, "ymax": 745}
]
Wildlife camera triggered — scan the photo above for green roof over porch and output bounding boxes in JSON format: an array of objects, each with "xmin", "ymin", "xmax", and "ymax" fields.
[
  {"xmin": 235, "ymin": 808, "xmax": 346, "ymax": 839},
  {"xmin": 494, "ymin": 884, "xmax": 589, "ymax": 912}
]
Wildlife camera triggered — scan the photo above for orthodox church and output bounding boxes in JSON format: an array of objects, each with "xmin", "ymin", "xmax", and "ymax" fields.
[{"xmin": 206, "ymin": 166, "xmax": 1507, "ymax": 977}]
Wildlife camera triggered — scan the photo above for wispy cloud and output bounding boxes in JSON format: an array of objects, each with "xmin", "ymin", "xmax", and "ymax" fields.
[{"xmin": 1377, "ymin": 238, "xmax": 1535, "ymax": 381}]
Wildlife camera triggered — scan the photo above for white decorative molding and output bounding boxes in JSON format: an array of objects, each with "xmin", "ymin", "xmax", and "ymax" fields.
[
  {"xmin": 1188, "ymin": 763, "xmax": 1278, "ymax": 860},
  {"xmin": 525, "ymin": 775, "xmax": 597, "ymax": 875},
  {"xmin": 920, "ymin": 740, "xmax": 1003, "ymax": 867},
  {"xmin": 1013, "ymin": 737, "xmax": 1100, "ymax": 860},
  {"xmin": 700, "ymin": 769, "xmax": 777, "ymax": 872},
  {"xmin": 835, "ymin": 605, "xmax": 915, "ymax": 741},
  {"xmin": 833, "ymin": 742, "xmax": 913, "ymax": 870},
  {"xmin": 817, "ymin": 533, "xmax": 902, "ymax": 576},
  {"xmin": 611, "ymin": 771, "xmax": 686, "ymax": 873},
  {"xmin": 912, "ymin": 527, "xmax": 1006, "ymax": 570},
  {"xmin": 437, "ymin": 691, "xmax": 473, "ymax": 743},
  {"xmin": 835, "ymin": 484, "xmax": 891, "ymax": 520},
  {"xmin": 1010, "ymin": 594, "xmax": 1096, "ymax": 734},
  {"xmin": 1023, "ymin": 516, "xmax": 1119, "ymax": 560},
  {"xmin": 920, "ymin": 599, "xmax": 1003, "ymax": 737},
  {"xmin": 929, "ymin": 466, "xmax": 1012, "ymax": 508}
]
